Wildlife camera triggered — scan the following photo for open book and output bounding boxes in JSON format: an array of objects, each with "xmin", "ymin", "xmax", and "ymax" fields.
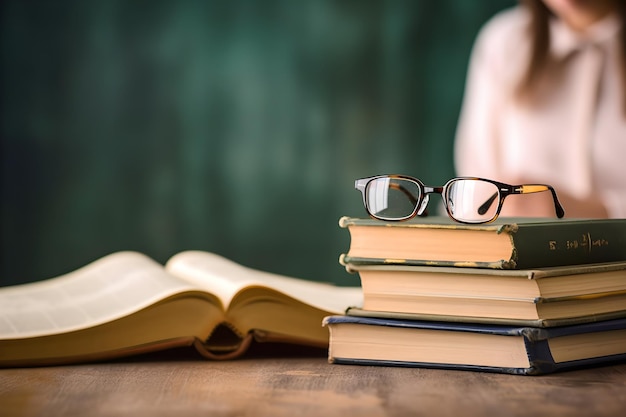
[{"xmin": 0, "ymin": 251, "xmax": 362, "ymax": 367}]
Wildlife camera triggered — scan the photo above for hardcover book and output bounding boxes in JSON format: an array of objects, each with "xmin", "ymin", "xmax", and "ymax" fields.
[
  {"xmin": 339, "ymin": 216, "xmax": 626, "ymax": 270},
  {"xmin": 323, "ymin": 315, "xmax": 626, "ymax": 375},
  {"xmin": 0, "ymin": 251, "xmax": 362, "ymax": 367},
  {"xmin": 342, "ymin": 261, "xmax": 626, "ymax": 326}
]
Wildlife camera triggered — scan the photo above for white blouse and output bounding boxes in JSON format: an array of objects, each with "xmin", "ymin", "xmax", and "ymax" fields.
[{"xmin": 455, "ymin": 7, "xmax": 626, "ymax": 218}]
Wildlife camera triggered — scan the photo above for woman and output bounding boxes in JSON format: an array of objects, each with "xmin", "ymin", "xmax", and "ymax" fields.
[{"xmin": 454, "ymin": 0, "xmax": 626, "ymax": 218}]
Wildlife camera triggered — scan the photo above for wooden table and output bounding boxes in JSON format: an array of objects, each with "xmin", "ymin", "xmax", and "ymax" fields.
[{"xmin": 1, "ymin": 344, "xmax": 625, "ymax": 417}]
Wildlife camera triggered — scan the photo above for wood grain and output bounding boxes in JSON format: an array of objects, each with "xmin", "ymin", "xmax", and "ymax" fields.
[{"xmin": 1, "ymin": 347, "xmax": 625, "ymax": 417}]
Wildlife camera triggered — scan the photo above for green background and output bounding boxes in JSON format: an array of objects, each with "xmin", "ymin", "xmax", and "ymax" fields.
[{"xmin": 1, "ymin": 0, "xmax": 515, "ymax": 287}]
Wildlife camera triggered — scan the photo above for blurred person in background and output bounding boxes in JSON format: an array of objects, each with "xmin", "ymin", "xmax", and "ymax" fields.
[{"xmin": 454, "ymin": 0, "xmax": 626, "ymax": 218}]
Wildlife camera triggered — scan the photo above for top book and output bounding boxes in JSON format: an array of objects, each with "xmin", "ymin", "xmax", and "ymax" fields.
[{"xmin": 339, "ymin": 216, "xmax": 626, "ymax": 270}]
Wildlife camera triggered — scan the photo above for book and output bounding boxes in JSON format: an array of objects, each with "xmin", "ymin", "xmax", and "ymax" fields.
[
  {"xmin": 339, "ymin": 216, "xmax": 626, "ymax": 270},
  {"xmin": 342, "ymin": 261, "xmax": 626, "ymax": 327},
  {"xmin": 323, "ymin": 315, "xmax": 626, "ymax": 375},
  {"xmin": 0, "ymin": 251, "xmax": 362, "ymax": 367}
]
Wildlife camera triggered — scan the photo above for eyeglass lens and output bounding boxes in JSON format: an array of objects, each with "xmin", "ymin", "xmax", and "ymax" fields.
[
  {"xmin": 445, "ymin": 179, "xmax": 500, "ymax": 223},
  {"xmin": 365, "ymin": 177, "xmax": 421, "ymax": 220}
]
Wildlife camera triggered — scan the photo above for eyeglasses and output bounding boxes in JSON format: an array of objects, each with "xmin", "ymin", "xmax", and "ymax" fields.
[{"xmin": 355, "ymin": 175, "xmax": 565, "ymax": 224}]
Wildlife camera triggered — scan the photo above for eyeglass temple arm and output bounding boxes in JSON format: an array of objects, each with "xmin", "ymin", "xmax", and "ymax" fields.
[
  {"xmin": 390, "ymin": 183, "xmax": 419, "ymax": 206},
  {"xmin": 518, "ymin": 185, "xmax": 565, "ymax": 218},
  {"xmin": 478, "ymin": 185, "xmax": 565, "ymax": 218},
  {"xmin": 477, "ymin": 193, "xmax": 498, "ymax": 215}
]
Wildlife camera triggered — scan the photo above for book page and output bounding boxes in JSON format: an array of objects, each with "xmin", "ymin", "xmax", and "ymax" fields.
[
  {"xmin": 0, "ymin": 252, "xmax": 200, "ymax": 339},
  {"xmin": 165, "ymin": 251, "xmax": 363, "ymax": 313}
]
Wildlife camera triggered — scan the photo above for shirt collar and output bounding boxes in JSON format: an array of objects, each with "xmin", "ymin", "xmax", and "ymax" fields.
[{"xmin": 550, "ymin": 13, "xmax": 622, "ymax": 58}]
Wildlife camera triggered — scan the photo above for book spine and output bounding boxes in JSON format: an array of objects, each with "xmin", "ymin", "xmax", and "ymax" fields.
[
  {"xmin": 512, "ymin": 221, "xmax": 626, "ymax": 269},
  {"xmin": 520, "ymin": 332, "xmax": 558, "ymax": 375}
]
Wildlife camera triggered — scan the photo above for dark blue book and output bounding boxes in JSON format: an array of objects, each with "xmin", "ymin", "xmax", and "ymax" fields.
[{"xmin": 323, "ymin": 315, "xmax": 626, "ymax": 375}]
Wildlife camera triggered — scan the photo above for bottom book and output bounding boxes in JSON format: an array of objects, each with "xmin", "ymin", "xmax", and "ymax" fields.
[{"xmin": 322, "ymin": 315, "xmax": 626, "ymax": 375}]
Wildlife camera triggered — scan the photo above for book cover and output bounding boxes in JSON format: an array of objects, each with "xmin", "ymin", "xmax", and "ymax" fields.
[
  {"xmin": 323, "ymin": 315, "xmax": 626, "ymax": 375},
  {"xmin": 345, "ymin": 306, "xmax": 626, "ymax": 328},
  {"xmin": 339, "ymin": 216, "xmax": 626, "ymax": 269},
  {"xmin": 341, "ymin": 261, "xmax": 626, "ymax": 326}
]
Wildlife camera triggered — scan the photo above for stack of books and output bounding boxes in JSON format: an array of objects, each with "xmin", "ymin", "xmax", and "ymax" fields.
[{"xmin": 324, "ymin": 216, "xmax": 626, "ymax": 375}]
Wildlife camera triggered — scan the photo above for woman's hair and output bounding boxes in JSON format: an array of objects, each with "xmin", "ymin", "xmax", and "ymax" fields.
[{"xmin": 517, "ymin": 0, "xmax": 626, "ymax": 114}]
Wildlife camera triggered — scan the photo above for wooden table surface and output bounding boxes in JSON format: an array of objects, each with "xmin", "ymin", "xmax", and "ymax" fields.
[{"xmin": 1, "ymin": 344, "xmax": 625, "ymax": 417}]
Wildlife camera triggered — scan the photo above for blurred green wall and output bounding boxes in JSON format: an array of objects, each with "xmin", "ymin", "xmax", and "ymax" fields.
[{"xmin": 1, "ymin": 0, "xmax": 515, "ymax": 286}]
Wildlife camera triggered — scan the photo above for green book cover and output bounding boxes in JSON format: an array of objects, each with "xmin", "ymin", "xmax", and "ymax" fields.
[{"xmin": 339, "ymin": 216, "xmax": 626, "ymax": 270}]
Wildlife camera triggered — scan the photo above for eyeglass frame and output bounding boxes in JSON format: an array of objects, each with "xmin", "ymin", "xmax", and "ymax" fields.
[{"xmin": 355, "ymin": 174, "xmax": 566, "ymax": 224}]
